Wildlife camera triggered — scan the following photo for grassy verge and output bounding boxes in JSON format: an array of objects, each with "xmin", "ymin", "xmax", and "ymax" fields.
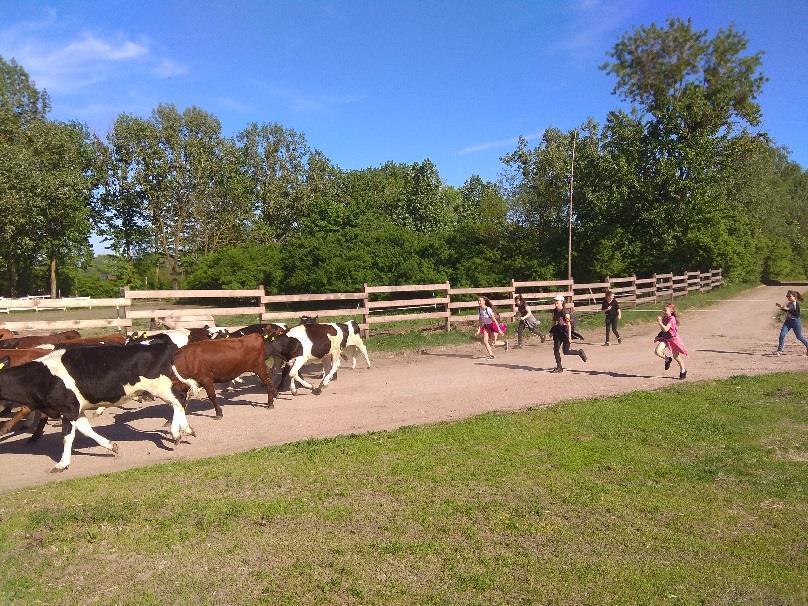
[{"xmin": 1, "ymin": 372, "xmax": 806, "ymax": 605}]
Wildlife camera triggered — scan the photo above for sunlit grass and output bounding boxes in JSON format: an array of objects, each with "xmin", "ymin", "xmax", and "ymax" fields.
[{"xmin": 0, "ymin": 372, "xmax": 805, "ymax": 605}]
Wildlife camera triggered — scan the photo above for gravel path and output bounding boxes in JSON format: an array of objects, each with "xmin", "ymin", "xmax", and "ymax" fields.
[{"xmin": 1, "ymin": 285, "xmax": 805, "ymax": 492}]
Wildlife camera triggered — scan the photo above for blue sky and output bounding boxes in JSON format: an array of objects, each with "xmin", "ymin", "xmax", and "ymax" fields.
[{"xmin": 1, "ymin": 0, "xmax": 806, "ymax": 188}]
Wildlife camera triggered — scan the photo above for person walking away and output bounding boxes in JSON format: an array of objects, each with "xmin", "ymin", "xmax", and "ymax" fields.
[
  {"xmin": 567, "ymin": 300, "xmax": 586, "ymax": 341},
  {"xmin": 774, "ymin": 290, "xmax": 808, "ymax": 356},
  {"xmin": 654, "ymin": 302, "xmax": 688, "ymax": 379},
  {"xmin": 549, "ymin": 295, "xmax": 587, "ymax": 373},
  {"xmin": 477, "ymin": 296, "xmax": 508, "ymax": 359},
  {"xmin": 514, "ymin": 293, "xmax": 546, "ymax": 348},
  {"xmin": 601, "ymin": 289, "xmax": 622, "ymax": 345}
]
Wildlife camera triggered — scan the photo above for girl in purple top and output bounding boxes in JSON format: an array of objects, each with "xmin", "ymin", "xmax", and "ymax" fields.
[{"xmin": 654, "ymin": 303, "xmax": 688, "ymax": 379}]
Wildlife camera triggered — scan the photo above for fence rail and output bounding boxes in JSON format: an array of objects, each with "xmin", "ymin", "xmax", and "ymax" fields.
[{"xmin": 0, "ymin": 269, "xmax": 723, "ymax": 335}]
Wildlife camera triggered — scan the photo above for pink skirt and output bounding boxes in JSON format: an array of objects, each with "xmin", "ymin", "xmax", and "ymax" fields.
[
  {"xmin": 479, "ymin": 323, "xmax": 507, "ymax": 335},
  {"xmin": 655, "ymin": 334, "xmax": 689, "ymax": 356}
]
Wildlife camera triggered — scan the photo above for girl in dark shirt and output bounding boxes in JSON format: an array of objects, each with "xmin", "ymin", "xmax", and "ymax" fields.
[
  {"xmin": 601, "ymin": 290, "xmax": 622, "ymax": 346},
  {"xmin": 775, "ymin": 290, "xmax": 808, "ymax": 356},
  {"xmin": 549, "ymin": 295, "xmax": 587, "ymax": 373},
  {"xmin": 513, "ymin": 294, "xmax": 546, "ymax": 347}
]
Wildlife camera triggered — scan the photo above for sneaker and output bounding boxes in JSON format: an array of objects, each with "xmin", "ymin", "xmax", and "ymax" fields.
[
  {"xmin": 505, "ymin": 340, "xmax": 510, "ymax": 351},
  {"xmin": 679, "ymin": 369, "xmax": 687, "ymax": 380},
  {"xmin": 579, "ymin": 350, "xmax": 588, "ymax": 363},
  {"xmin": 603, "ymin": 342, "xmax": 610, "ymax": 346},
  {"xmin": 773, "ymin": 350, "xmax": 783, "ymax": 356},
  {"xmin": 550, "ymin": 367, "xmax": 564, "ymax": 373},
  {"xmin": 540, "ymin": 334, "xmax": 546, "ymax": 343},
  {"xmin": 664, "ymin": 356, "xmax": 673, "ymax": 370},
  {"xmin": 514, "ymin": 344, "xmax": 523, "ymax": 349},
  {"xmin": 617, "ymin": 337, "xmax": 622, "ymax": 344},
  {"xmin": 486, "ymin": 354, "xmax": 495, "ymax": 360}
]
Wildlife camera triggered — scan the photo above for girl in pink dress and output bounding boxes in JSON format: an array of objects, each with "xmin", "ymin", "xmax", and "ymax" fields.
[{"xmin": 654, "ymin": 303, "xmax": 688, "ymax": 379}]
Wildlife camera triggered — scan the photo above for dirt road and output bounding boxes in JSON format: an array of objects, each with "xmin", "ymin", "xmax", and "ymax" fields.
[{"xmin": 1, "ymin": 286, "xmax": 805, "ymax": 492}]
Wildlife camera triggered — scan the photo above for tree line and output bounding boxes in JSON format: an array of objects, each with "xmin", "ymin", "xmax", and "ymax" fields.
[{"xmin": 1, "ymin": 18, "xmax": 806, "ymax": 299}]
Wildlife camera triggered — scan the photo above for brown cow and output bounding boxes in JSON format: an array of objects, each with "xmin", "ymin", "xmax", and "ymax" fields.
[
  {"xmin": 172, "ymin": 332, "xmax": 277, "ymax": 418},
  {"xmin": 0, "ymin": 330, "xmax": 81, "ymax": 349},
  {"xmin": 55, "ymin": 333, "xmax": 126, "ymax": 348}
]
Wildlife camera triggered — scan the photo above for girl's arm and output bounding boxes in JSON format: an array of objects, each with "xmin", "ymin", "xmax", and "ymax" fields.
[
  {"xmin": 565, "ymin": 313, "xmax": 572, "ymax": 339},
  {"xmin": 657, "ymin": 315, "xmax": 670, "ymax": 330}
]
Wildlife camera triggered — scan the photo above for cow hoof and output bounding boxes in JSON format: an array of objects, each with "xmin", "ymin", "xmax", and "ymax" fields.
[
  {"xmin": 50, "ymin": 466, "xmax": 67, "ymax": 474},
  {"xmin": 188, "ymin": 428, "xmax": 197, "ymax": 438},
  {"xmin": 267, "ymin": 402, "xmax": 275, "ymax": 409},
  {"xmin": 213, "ymin": 415, "xmax": 224, "ymax": 421},
  {"xmin": 111, "ymin": 442, "xmax": 119, "ymax": 455},
  {"xmin": 27, "ymin": 434, "xmax": 40, "ymax": 443},
  {"xmin": 173, "ymin": 436, "xmax": 182, "ymax": 447},
  {"xmin": 312, "ymin": 387, "xmax": 322, "ymax": 396}
]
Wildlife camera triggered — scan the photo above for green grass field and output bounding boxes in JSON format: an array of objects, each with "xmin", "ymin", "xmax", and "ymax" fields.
[{"xmin": 1, "ymin": 371, "xmax": 805, "ymax": 605}]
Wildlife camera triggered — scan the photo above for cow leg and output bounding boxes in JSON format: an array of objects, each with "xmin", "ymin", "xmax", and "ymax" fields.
[
  {"xmin": 0, "ymin": 405, "xmax": 33, "ymax": 437},
  {"xmin": 74, "ymin": 415, "xmax": 118, "ymax": 455},
  {"xmin": 201, "ymin": 381, "xmax": 223, "ymax": 418},
  {"xmin": 313, "ymin": 351, "xmax": 341, "ymax": 395},
  {"xmin": 357, "ymin": 342, "xmax": 371, "ymax": 369},
  {"xmin": 29, "ymin": 415, "xmax": 48, "ymax": 442},
  {"xmin": 53, "ymin": 419, "xmax": 78, "ymax": 472},
  {"xmin": 160, "ymin": 384, "xmax": 195, "ymax": 445},
  {"xmin": 287, "ymin": 357, "xmax": 312, "ymax": 394},
  {"xmin": 254, "ymin": 361, "xmax": 276, "ymax": 409}
]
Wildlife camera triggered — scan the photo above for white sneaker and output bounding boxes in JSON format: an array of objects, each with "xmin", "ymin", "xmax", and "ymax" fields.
[{"xmin": 774, "ymin": 350, "xmax": 783, "ymax": 356}]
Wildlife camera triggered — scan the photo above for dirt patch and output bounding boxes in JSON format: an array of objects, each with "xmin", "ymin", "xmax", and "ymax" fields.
[{"xmin": 1, "ymin": 286, "xmax": 806, "ymax": 493}]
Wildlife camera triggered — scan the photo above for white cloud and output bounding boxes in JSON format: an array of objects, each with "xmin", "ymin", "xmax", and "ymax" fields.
[
  {"xmin": 0, "ymin": 16, "xmax": 186, "ymax": 94},
  {"xmin": 252, "ymin": 80, "xmax": 365, "ymax": 112},
  {"xmin": 153, "ymin": 58, "xmax": 188, "ymax": 78},
  {"xmin": 458, "ymin": 131, "xmax": 542, "ymax": 155},
  {"xmin": 554, "ymin": 0, "xmax": 641, "ymax": 55}
]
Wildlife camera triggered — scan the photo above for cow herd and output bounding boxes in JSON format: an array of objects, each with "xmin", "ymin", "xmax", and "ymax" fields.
[{"xmin": 0, "ymin": 319, "xmax": 371, "ymax": 472}]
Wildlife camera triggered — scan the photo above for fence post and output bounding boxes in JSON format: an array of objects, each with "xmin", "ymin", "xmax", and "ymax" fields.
[
  {"xmin": 120, "ymin": 286, "xmax": 129, "ymax": 333},
  {"xmin": 632, "ymin": 274, "xmax": 638, "ymax": 308},
  {"xmin": 652, "ymin": 273, "xmax": 658, "ymax": 303},
  {"xmin": 445, "ymin": 281, "xmax": 451, "ymax": 332},
  {"xmin": 362, "ymin": 283, "xmax": 370, "ymax": 338},
  {"xmin": 257, "ymin": 285, "xmax": 264, "ymax": 323}
]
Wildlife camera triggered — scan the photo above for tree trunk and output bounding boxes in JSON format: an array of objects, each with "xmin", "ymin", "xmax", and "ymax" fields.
[
  {"xmin": 6, "ymin": 258, "xmax": 18, "ymax": 297},
  {"xmin": 50, "ymin": 256, "xmax": 58, "ymax": 299}
]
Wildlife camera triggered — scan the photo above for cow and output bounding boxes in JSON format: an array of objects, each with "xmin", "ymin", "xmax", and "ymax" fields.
[
  {"xmin": 264, "ymin": 323, "xmax": 343, "ymax": 395},
  {"xmin": 212, "ymin": 322, "xmax": 287, "ymax": 339},
  {"xmin": 0, "ymin": 330, "xmax": 81, "ymax": 349},
  {"xmin": 0, "ymin": 329, "xmax": 14, "ymax": 340},
  {"xmin": 172, "ymin": 332, "xmax": 277, "ymax": 418},
  {"xmin": 0, "ymin": 344, "xmax": 195, "ymax": 472},
  {"xmin": 127, "ymin": 329, "xmax": 191, "ymax": 349},
  {"xmin": 0, "ymin": 348, "xmax": 53, "ymax": 436},
  {"xmin": 55, "ymin": 333, "xmax": 127, "ymax": 348},
  {"xmin": 0, "ymin": 355, "xmax": 47, "ymax": 442},
  {"xmin": 298, "ymin": 318, "xmax": 371, "ymax": 370}
]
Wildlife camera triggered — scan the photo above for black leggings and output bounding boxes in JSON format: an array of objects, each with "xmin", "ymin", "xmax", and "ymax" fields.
[
  {"xmin": 552, "ymin": 329, "xmax": 583, "ymax": 368},
  {"xmin": 517, "ymin": 320, "xmax": 545, "ymax": 345},
  {"xmin": 605, "ymin": 316, "xmax": 621, "ymax": 342}
]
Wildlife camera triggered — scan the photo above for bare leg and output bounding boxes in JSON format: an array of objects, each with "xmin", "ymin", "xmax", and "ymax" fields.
[
  {"xmin": 481, "ymin": 331, "xmax": 493, "ymax": 357},
  {"xmin": 654, "ymin": 342, "xmax": 667, "ymax": 359}
]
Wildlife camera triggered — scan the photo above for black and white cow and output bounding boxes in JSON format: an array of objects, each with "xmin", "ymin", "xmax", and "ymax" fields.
[
  {"xmin": 298, "ymin": 318, "xmax": 371, "ymax": 369},
  {"xmin": 264, "ymin": 323, "xmax": 343, "ymax": 395},
  {"xmin": 0, "ymin": 344, "xmax": 194, "ymax": 472}
]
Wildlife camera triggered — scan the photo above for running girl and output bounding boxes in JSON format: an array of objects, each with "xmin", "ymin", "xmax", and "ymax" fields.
[
  {"xmin": 601, "ymin": 289, "xmax": 622, "ymax": 345},
  {"xmin": 774, "ymin": 290, "xmax": 808, "ymax": 356},
  {"xmin": 549, "ymin": 295, "xmax": 587, "ymax": 373},
  {"xmin": 654, "ymin": 302, "xmax": 688, "ymax": 379},
  {"xmin": 477, "ymin": 296, "xmax": 508, "ymax": 359},
  {"xmin": 513, "ymin": 293, "xmax": 546, "ymax": 348}
]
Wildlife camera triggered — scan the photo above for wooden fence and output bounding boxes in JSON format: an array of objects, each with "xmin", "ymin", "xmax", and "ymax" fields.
[{"xmin": 0, "ymin": 268, "xmax": 723, "ymax": 335}]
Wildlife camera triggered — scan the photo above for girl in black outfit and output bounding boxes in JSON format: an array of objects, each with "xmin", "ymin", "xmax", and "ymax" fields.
[
  {"xmin": 549, "ymin": 295, "xmax": 588, "ymax": 373},
  {"xmin": 601, "ymin": 290, "xmax": 622, "ymax": 345},
  {"xmin": 513, "ymin": 294, "xmax": 546, "ymax": 347}
]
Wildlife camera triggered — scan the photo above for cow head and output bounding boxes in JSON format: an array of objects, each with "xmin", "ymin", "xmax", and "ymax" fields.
[
  {"xmin": 260, "ymin": 324, "xmax": 286, "ymax": 342},
  {"xmin": 298, "ymin": 315, "xmax": 319, "ymax": 325}
]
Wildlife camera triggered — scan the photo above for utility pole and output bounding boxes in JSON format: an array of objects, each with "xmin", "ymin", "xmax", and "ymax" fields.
[{"xmin": 567, "ymin": 130, "xmax": 577, "ymax": 291}]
